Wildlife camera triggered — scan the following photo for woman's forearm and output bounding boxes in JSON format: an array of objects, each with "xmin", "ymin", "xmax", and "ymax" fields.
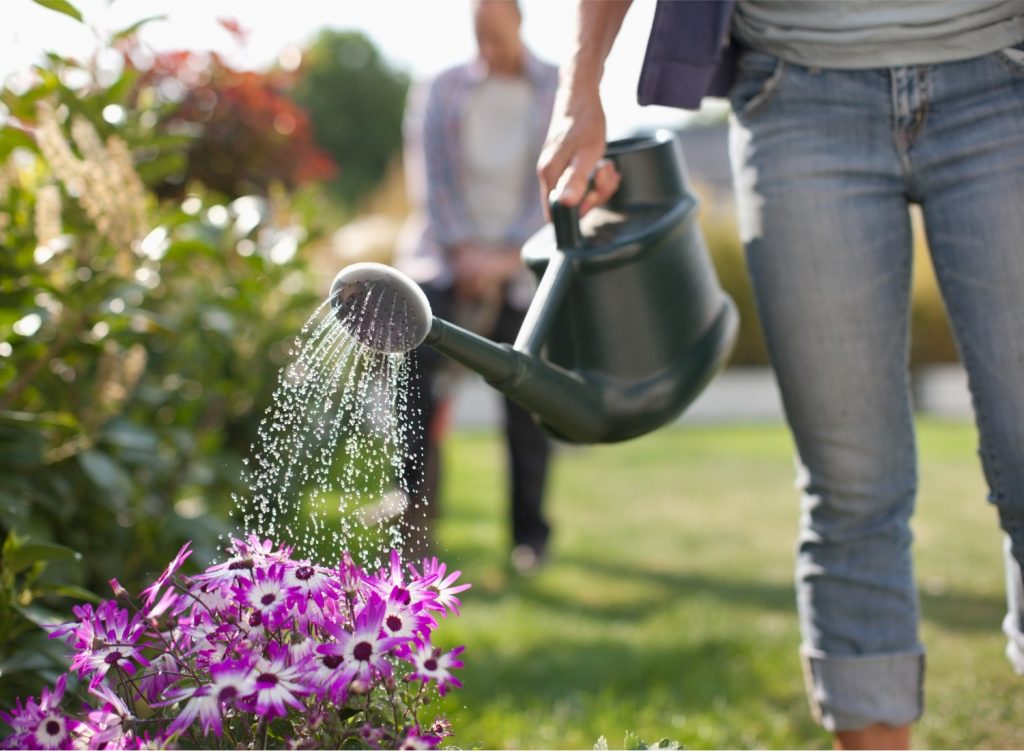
[{"xmin": 564, "ymin": 0, "xmax": 633, "ymax": 92}]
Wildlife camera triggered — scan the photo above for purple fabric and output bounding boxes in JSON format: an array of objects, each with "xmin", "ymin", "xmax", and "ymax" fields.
[{"xmin": 637, "ymin": 0, "xmax": 738, "ymax": 110}]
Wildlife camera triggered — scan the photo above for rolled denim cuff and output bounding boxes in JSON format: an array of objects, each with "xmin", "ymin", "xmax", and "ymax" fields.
[
  {"xmin": 1003, "ymin": 536, "xmax": 1024, "ymax": 675},
  {"xmin": 800, "ymin": 645, "xmax": 925, "ymax": 732},
  {"xmin": 1003, "ymin": 613, "xmax": 1024, "ymax": 675}
]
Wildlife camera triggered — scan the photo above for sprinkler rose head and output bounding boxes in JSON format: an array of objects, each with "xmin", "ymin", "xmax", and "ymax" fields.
[{"xmin": 329, "ymin": 263, "xmax": 433, "ymax": 354}]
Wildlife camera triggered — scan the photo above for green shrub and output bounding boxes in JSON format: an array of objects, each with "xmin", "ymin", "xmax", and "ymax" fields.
[{"xmin": 0, "ymin": 10, "xmax": 331, "ymax": 706}]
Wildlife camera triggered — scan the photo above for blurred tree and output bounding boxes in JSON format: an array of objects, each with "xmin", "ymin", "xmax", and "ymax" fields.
[
  {"xmin": 289, "ymin": 30, "xmax": 409, "ymax": 210},
  {"xmin": 141, "ymin": 50, "xmax": 337, "ymax": 198}
]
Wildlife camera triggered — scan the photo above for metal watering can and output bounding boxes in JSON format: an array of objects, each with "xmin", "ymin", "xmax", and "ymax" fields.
[{"xmin": 330, "ymin": 130, "xmax": 738, "ymax": 444}]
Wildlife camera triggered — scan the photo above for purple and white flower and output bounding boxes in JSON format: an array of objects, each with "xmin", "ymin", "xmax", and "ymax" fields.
[
  {"xmin": 317, "ymin": 593, "xmax": 404, "ymax": 690},
  {"xmin": 409, "ymin": 557, "xmax": 472, "ymax": 617},
  {"xmin": 396, "ymin": 726, "xmax": 443, "ymax": 750},
  {"xmin": 232, "ymin": 562, "xmax": 297, "ymax": 630},
  {"xmin": 283, "ymin": 560, "xmax": 340, "ymax": 617},
  {"xmin": 140, "ymin": 541, "xmax": 192, "ymax": 608},
  {"xmin": 406, "ymin": 642, "xmax": 465, "ymax": 696},
  {"xmin": 52, "ymin": 600, "xmax": 151, "ymax": 689},
  {"xmin": 0, "ymin": 675, "xmax": 75, "ymax": 750},
  {"xmin": 380, "ymin": 586, "xmax": 435, "ymax": 643},
  {"xmin": 367, "ymin": 550, "xmax": 438, "ymax": 612},
  {"xmin": 248, "ymin": 642, "xmax": 308, "ymax": 719},
  {"xmin": 5, "ymin": 538, "xmax": 466, "ymax": 751},
  {"xmin": 160, "ymin": 659, "xmax": 256, "ymax": 737},
  {"xmin": 75, "ymin": 683, "xmax": 132, "ymax": 749}
]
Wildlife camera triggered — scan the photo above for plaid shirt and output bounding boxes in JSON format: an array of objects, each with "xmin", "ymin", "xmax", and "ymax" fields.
[{"xmin": 398, "ymin": 49, "xmax": 559, "ymax": 287}]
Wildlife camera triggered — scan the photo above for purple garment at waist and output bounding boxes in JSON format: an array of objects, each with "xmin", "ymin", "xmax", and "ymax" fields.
[{"xmin": 637, "ymin": 0, "xmax": 738, "ymax": 110}]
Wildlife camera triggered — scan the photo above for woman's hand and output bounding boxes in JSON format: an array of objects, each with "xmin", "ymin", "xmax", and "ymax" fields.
[
  {"xmin": 537, "ymin": 86, "xmax": 621, "ymax": 216},
  {"xmin": 536, "ymin": 0, "xmax": 631, "ymax": 216}
]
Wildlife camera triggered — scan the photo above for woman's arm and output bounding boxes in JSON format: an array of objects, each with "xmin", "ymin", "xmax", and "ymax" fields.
[{"xmin": 537, "ymin": 0, "xmax": 631, "ymax": 213}]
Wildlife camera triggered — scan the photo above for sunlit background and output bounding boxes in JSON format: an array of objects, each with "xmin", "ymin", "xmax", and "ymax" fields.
[{"xmin": 3, "ymin": 0, "xmax": 693, "ymax": 138}]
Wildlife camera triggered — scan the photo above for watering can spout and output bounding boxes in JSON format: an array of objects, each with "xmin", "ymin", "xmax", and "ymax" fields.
[
  {"xmin": 329, "ymin": 262, "xmax": 607, "ymax": 442},
  {"xmin": 330, "ymin": 131, "xmax": 739, "ymax": 444}
]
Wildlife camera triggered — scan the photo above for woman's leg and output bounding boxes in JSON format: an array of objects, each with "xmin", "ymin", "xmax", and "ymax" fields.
[
  {"xmin": 729, "ymin": 53, "xmax": 923, "ymax": 737},
  {"xmin": 911, "ymin": 47, "xmax": 1024, "ymax": 673}
]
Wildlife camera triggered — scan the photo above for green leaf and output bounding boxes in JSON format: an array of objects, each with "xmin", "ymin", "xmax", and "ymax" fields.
[
  {"xmin": 135, "ymin": 152, "xmax": 187, "ymax": 186},
  {"xmin": 78, "ymin": 449, "xmax": 132, "ymax": 510},
  {"xmin": 103, "ymin": 420, "xmax": 159, "ymax": 453},
  {"xmin": 33, "ymin": 582, "xmax": 102, "ymax": 603},
  {"xmin": 11, "ymin": 602, "xmax": 66, "ymax": 628},
  {"xmin": 0, "ymin": 79, "xmax": 57, "ymax": 121},
  {"xmin": 31, "ymin": 0, "xmax": 83, "ymax": 22},
  {"xmin": 0, "ymin": 489, "xmax": 30, "ymax": 529},
  {"xmin": 4, "ymin": 541, "xmax": 81, "ymax": 575},
  {"xmin": 0, "ymin": 126, "xmax": 37, "ymax": 162},
  {"xmin": 139, "ymin": 133, "xmax": 194, "ymax": 152},
  {"xmin": 0, "ymin": 649, "xmax": 58, "ymax": 677},
  {"xmin": 112, "ymin": 15, "xmax": 167, "ymax": 42},
  {"xmin": 0, "ymin": 410, "xmax": 79, "ymax": 429}
]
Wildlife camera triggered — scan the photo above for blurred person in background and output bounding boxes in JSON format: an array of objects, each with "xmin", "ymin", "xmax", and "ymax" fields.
[
  {"xmin": 538, "ymin": 0, "xmax": 1024, "ymax": 748},
  {"xmin": 394, "ymin": 0, "xmax": 558, "ymax": 575}
]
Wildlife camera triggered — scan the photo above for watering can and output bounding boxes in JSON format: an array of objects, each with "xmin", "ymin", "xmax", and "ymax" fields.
[{"xmin": 330, "ymin": 130, "xmax": 738, "ymax": 444}]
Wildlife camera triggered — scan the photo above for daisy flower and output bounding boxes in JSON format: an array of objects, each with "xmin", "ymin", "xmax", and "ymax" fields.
[
  {"xmin": 406, "ymin": 642, "xmax": 464, "ymax": 696},
  {"xmin": 316, "ymin": 593, "xmax": 404, "ymax": 692},
  {"xmin": 396, "ymin": 726, "xmax": 442, "ymax": 750},
  {"xmin": 137, "ymin": 652, "xmax": 180, "ymax": 703},
  {"xmin": 409, "ymin": 557, "xmax": 471, "ymax": 617},
  {"xmin": 75, "ymin": 683, "xmax": 131, "ymax": 749},
  {"xmin": 160, "ymin": 660, "xmax": 256, "ymax": 738},
  {"xmin": 186, "ymin": 535, "xmax": 289, "ymax": 596},
  {"xmin": 335, "ymin": 551, "xmax": 365, "ymax": 596},
  {"xmin": 380, "ymin": 586, "xmax": 435, "ymax": 644},
  {"xmin": 248, "ymin": 642, "xmax": 308, "ymax": 719},
  {"xmin": 366, "ymin": 550, "xmax": 438, "ymax": 612},
  {"xmin": 52, "ymin": 601, "xmax": 151, "ymax": 689},
  {"xmin": 0, "ymin": 675, "xmax": 75, "ymax": 750},
  {"xmin": 283, "ymin": 560, "xmax": 340, "ymax": 616},
  {"xmin": 140, "ymin": 541, "xmax": 192, "ymax": 608},
  {"xmin": 232, "ymin": 563, "xmax": 297, "ymax": 630}
]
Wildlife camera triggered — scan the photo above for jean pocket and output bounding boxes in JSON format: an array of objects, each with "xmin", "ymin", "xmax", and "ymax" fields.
[
  {"xmin": 728, "ymin": 49, "xmax": 787, "ymax": 119},
  {"xmin": 996, "ymin": 38, "xmax": 1024, "ymax": 77}
]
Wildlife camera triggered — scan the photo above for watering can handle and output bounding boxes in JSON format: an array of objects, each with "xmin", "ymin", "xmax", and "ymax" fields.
[{"xmin": 549, "ymin": 196, "xmax": 583, "ymax": 250}]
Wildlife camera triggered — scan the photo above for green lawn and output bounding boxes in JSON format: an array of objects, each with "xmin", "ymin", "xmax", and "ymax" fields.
[{"xmin": 427, "ymin": 419, "xmax": 1020, "ymax": 750}]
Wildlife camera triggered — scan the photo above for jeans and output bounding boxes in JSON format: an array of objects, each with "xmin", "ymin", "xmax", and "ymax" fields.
[{"xmin": 727, "ymin": 41, "xmax": 1024, "ymax": 731}]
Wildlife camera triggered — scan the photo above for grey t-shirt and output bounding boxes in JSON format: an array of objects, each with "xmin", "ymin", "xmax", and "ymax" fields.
[{"xmin": 732, "ymin": 0, "xmax": 1024, "ymax": 68}]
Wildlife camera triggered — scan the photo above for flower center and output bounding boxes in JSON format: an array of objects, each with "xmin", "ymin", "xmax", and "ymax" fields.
[
  {"xmin": 386, "ymin": 615, "xmax": 403, "ymax": 632},
  {"xmin": 218, "ymin": 686, "xmax": 238, "ymax": 702},
  {"xmin": 248, "ymin": 611, "xmax": 262, "ymax": 627},
  {"xmin": 260, "ymin": 593, "xmax": 276, "ymax": 606},
  {"xmin": 45, "ymin": 720, "xmax": 61, "ymax": 737},
  {"xmin": 424, "ymin": 658, "xmax": 438, "ymax": 672},
  {"xmin": 295, "ymin": 565, "xmax": 315, "ymax": 581},
  {"xmin": 256, "ymin": 672, "xmax": 278, "ymax": 687},
  {"xmin": 104, "ymin": 650, "xmax": 123, "ymax": 665},
  {"xmin": 322, "ymin": 654, "xmax": 343, "ymax": 669},
  {"xmin": 353, "ymin": 641, "xmax": 373, "ymax": 661}
]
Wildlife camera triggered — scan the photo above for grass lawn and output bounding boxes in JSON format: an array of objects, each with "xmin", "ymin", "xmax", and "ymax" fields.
[{"xmin": 428, "ymin": 418, "xmax": 1020, "ymax": 749}]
